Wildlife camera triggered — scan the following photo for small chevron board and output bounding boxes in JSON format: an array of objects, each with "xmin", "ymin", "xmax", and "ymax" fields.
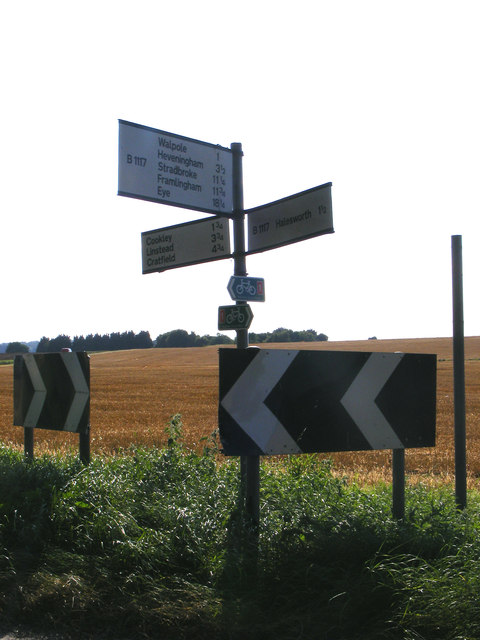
[{"xmin": 14, "ymin": 352, "xmax": 90, "ymax": 434}]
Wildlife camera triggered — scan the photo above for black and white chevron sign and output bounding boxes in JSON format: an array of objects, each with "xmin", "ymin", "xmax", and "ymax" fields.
[
  {"xmin": 14, "ymin": 352, "xmax": 90, "ymax": 434},
  {"xmin": 219, "ymin": 348, "xmax": 436, "ymax": 456}
]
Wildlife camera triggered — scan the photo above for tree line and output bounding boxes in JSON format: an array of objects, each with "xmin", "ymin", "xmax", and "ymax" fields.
[
  {"xmin": 249, "ymin": 328, "xmax": 328, "ymax": 343},
  {"xmin": 36, "ymin": 331, "xmax": 154, "ymax": 352},
  {"xmin": 155, "ymin": 330, "xmax": 234, "ymax": 348},
  {"xmin": 155, "ymin": 327, "xmax": 327, "ymax": 347},
  {"xmin": 5, "ymin": 327, "xmax": 328, "ymax": 353}
]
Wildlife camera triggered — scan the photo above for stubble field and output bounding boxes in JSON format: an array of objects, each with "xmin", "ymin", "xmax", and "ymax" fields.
[{"xmin": 1, "ymin": 336, "xmax": 479, "ymax": 486}]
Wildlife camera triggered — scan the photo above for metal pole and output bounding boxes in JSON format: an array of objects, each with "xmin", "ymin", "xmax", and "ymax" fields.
[
  {"xmin": 24, "ymin": 427, "xmax": 34, "ymax": 460},
  {"xmin": 452, "ymin": 235, "xmax": 467, "ymax": 509},
  {"xmin": 79, "ymin": 426, "xmax": 90, "ymax": 465},
  {"xmin": 392, "ymin": 448, "xmax": 405, "ymax": 519},
  {"xmin": 231, "ymin": 142, "xmax": 260, "ymax": 529}
]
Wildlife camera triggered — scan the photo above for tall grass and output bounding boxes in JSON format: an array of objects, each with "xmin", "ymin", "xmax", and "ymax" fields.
[{"xmin": 1, "ymin": 417, "xmax": 480, "ymax": 639}]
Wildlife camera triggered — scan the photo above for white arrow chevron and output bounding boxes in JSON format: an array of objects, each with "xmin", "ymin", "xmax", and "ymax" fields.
[
  {"xmin": 23, "ymin": 354, "xmax": 47, "ymax": 427},
  {"xmin": 221, "ymin": 350, "xmax": 302, "ymax": 454},
  {"xmin": 60, "ymin": 353, "xmax": 90, "ymax": 432},
  {"xmin": 340, "ymin": 352, "xmax": 404, "ymax": 449}
]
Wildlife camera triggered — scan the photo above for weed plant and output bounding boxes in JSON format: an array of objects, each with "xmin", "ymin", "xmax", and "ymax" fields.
[{"xmin": 1, "ymin": 416, "xmax": 480, "ymax": 639}]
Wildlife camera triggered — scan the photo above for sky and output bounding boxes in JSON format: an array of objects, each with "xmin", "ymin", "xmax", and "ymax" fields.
[{"xmin": 1, "ymin": 0, "xmax": 479, "ymax": 345}]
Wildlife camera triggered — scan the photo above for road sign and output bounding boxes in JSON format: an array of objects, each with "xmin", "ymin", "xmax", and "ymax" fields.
[
  {"xmin": 218, "ymin": 304, "xmax": 254, "ymax": 331},
  {"xmin": 247, "ymin": 183, "xmax": 333, "ymax": 254},
  {"xmin": 142, "ymin": 216, "xmax": 231, "ymax": 274},
  {"xmin": 14, "ymin": 352, "xmax": 90, "ymax": 434},
  {"xmin": 227, "ymin": 276, "xmax": 265, "ymax": 302},
  {"xmin": 118, "ymin": 120, "xmax": 234, "ymax": 215},
  {"xmin": 219, "ymin": 349, "xmax": 436, "ymax": 455}
]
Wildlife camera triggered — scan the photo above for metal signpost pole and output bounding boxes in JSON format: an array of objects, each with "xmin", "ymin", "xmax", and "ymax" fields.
[
  {"xmin": 452, "ymin": 235, "xmax": 467, "ymax": 509},
  {"xmin": 392, "ymin": 449, "xmax": 405, "ymax": 519},
  {"xmin": 79, "ymin": 428, "xmax": 90, "ymax": 465},
  {"xmin": 24, "ymin": 427, "xmax": 34, "ymax": 460},
  {"xmin": 231, "ymin": 142, "xmax": 260, "ymax": 529}
]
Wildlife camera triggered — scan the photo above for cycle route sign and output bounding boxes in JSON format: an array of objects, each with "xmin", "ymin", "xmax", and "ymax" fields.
[
  {"xmin": 218, "ymin": 304, "xmax": 254, "ymax": 331},
  {"xmin": 227, "ymin": 276, "xmax": 265, "ymax": 302},
  {"xmin": 119, "ymin": 119, "xmax": 234, "ymax": 216},
  {"xmin": 142, "ymin": 216, "xmax": 231, "ymax": 274}
]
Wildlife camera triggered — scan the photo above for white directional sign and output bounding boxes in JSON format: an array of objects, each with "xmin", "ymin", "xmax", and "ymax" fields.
[
  {"xmin": 118, "ymin": 120, "xmax": 234, "ymax": 215},
  {"xmin": 142, "ymin": 216, "xmax": 231, "ymax": 274},
  {"xmin": 14, "ymin": 353, "xmax": 90, "ymax": 434},
  {"xmin": 247, "ymin": 183, "xmax": 333, "ymax": 254},
  {"xmin": 219, "ymin": 349, "xmax": 436, "ymax": 455}
]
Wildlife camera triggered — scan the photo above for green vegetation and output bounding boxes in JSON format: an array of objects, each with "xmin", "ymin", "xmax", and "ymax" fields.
[
  {"xmin": 249, "ymin": 327, "xmax": 328, "ymax": 343},
  {"xmin": 28, "ymin": 326, "xmax": 329, "ymax": 353},
  {"xmin": 154, "ymin": 327, "xmax": 328, "ymax": 347},
  {"xmin": 155, "ymin": 328, "xmax": 234, "ymax": 347},
  {"xmin": 1, "ymin": 418, "xmax": 479, "ymax": 639},
  {"xmin": 5, "ymin": 341, "xmax": 30, "ymax": 354},
  {"xmin": 37, "ymin": 331, "xmax": 154, "ymax": 352}
]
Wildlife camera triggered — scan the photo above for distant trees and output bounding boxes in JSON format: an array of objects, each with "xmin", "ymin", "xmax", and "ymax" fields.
[
  {"xmin": 154, "ymin": 327, "xmax": 328, "ymax": 348},
  {"xmin": 6, "ymin": 341, "xmax": 30, "ymax": 354},
  {"xmin": 36, "ymin": 331, "xmax": 154, "ymax": 352},
  {"xmin": 49, "ymin": 335, "xmax": 72, "ymax": 352},
  {"xmin": 31, "ymin": 327, "xmax": 328, "ymax": 352},
  {"xmin": 155, "ymin": 330, "xmax": 234, "ymax": 348},
  {"xmin": 248, "ymin": 327, "xmax": 328, "ymax": 343},
  {"xmin": 156, "ymin": 329, "xmax": 194, "ymax": 348}
]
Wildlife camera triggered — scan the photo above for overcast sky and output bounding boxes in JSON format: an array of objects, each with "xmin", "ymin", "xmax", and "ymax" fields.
[{"xmin": 1, "ymin": 0, "xmax": 479, "ymax": 344}]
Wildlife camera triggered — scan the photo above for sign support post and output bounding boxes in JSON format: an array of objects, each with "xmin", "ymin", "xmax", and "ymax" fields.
[
  {"xmin": 24, "ymin": 427, "xmax": 34, "ymax": 460},
  {"xmin": 392, "ymin": 449, "xmax": 405, "ymax": 519},
  {"xmin": 231, "ymin": 142, "xmax": 260, "ymax": 530},
  {"xmin": 452, "ymin": 234, "xmax": 467, "ymax": 509},
  {"xmin": 79, "ymin": 427, "xmax": 91, "ymax": 465},
  {"xmin": 14, "ymin": 352, "xmax": 91, "ymax": 464}
]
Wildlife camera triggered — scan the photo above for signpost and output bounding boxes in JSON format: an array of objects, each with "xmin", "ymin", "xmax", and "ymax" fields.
[
  {"xmin": 117, "ymin": 118, "xmax": 442, "ymax": 520},
  {"xmin": 218, "ymin": 304, "xmax": 254, "ymax": 331},
  {"xmin": 14, "ymin": 352, "xmax": 90, "ymax": 463},
  {"xmin": 219, "ymin": 348, "xmax": 436, "ymax": 456},
  {"xmin": 117, "ymin": 118, "xmax": 444, "ymax": 521},
  {"xmin": 452, "ymin": 235, "xmax": 467, "ymax": 509},
  {"xmin": 227, "ymin": 276, "xmax": 265, "ymax": 302},
  {"xmin": 247, "ymin": 182, "xmax": 333, "ymax": 254},
  {"xmin": 118, "ymin": 120, "xmax": 234, "ymax": 216},
  {"xmin": 142, "ymin": 216, "xmax": 231, "ymax": 274}
]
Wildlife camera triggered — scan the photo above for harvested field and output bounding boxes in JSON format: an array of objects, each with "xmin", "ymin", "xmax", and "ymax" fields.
[{"xmin": 1, "ymin": 337, "xmax": 480, "ymax": 486}]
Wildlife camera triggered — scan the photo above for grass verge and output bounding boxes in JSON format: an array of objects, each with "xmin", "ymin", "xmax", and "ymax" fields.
[{"xmin": 1, "ymin": 416, "xmax": 480, "ymax": 639}]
